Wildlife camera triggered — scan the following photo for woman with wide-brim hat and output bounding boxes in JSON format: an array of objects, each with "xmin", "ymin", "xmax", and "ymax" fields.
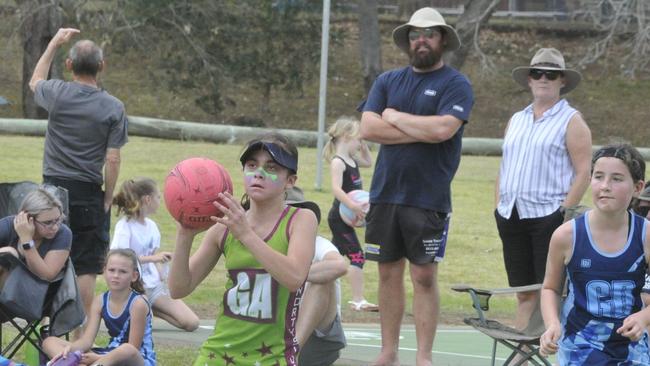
[{"xmin": 495, "ymin": 48, "xmax": 592, "ymax": 333}]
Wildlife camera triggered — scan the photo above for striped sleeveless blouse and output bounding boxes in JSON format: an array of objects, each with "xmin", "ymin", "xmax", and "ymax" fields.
[{"xmin": 497, "ymin": 98, "xmax": 578, "ymax": 219}]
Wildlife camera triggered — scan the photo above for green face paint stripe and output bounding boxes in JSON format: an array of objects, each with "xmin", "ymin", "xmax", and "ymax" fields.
[{"xmin": 244, "ymin": 168, "xmax": 278, "ymax": 181}]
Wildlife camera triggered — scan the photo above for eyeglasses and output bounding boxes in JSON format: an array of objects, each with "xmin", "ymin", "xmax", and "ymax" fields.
[
  {"xmin": 529, "ymin": 69, "xmax": 563, "ymax": 81},
  {"xmin": 34, "ymin": 215, "xmax": 64, "ymax": 229},
  {"xmin": 408, "ymin": 28, "xmax": 441, "ymax": 41}
]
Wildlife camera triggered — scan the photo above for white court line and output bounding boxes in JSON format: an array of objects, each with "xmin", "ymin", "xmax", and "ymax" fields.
[
  {"xmin": 346, "ymin": 342, "xmax": 507, "ymax": 362},
  {"xmin": 199, "ymin": 324, "xmax": 481, "ymax": 334},
  {"xmin": 344, "ymin": 327, "xmax": 480, "ymax": 333}
]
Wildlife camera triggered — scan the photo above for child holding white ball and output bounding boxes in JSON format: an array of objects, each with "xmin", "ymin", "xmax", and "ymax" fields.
[{"xmin": 324, "ymin": 117, "xmax": 377, "ymax": 312}]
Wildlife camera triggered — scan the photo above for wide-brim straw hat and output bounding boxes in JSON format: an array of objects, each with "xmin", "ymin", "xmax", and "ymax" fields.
[
  {"xmin": 392, "ymin": 7, "xmax": 461, "ymax": 54},
  {"xmin": 512, "ymin": 48, "xmax": 582, "ymax": 95}
]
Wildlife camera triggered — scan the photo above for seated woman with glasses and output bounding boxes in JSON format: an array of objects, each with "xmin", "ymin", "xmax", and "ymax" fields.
[
  {"xmin": 0, "ymin": 187, "xmax": 71, "ymax": 281},
  {"xmin": 494, "ymin": 48, "xmax": 592, "ymax": 338}
]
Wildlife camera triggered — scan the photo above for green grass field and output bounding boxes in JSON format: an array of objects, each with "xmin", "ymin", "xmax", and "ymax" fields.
[{"xmin": 0, "ymin": 133, "xmax": 591, "ymax": 363}]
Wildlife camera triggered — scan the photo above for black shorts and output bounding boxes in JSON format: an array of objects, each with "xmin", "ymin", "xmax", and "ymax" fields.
[
  {"xmin": 495, "ymin": 206, "xmax": 564, "ymax": 287},
  {"xmin": 327, "ymin": 211, "xmax": 364, "ymax": 268},
  {"xmin": 44, "ymin": 176, "xmax": 110, "ymax": 275},
  {"xmin": 365, "ymin": 203, "xmax": 450, "ymax": 264}
]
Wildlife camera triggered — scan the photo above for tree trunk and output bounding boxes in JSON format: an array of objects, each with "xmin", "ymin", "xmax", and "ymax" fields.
[
  {"xmin": 357, "ymin": 0, "xmax": 383, "ymax": 95},
  {"xmin": 398, "ymin": 0, "xmax": 429, "ymax": 19},
  {"xmin": 20, "ymin": 0, "xmax": 62, "ymax": 118},
  {"xmin": 446, "ymin": 0, "xmax": 500, "ymax": 70}
]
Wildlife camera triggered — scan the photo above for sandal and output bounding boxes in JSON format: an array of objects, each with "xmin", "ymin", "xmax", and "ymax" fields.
[{"xmin": 348, "ymin": 299, "xmax": 379, "ymax": 312}]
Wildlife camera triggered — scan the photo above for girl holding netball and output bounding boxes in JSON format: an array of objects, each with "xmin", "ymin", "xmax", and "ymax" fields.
[{"xmin": 168, "ymin": 132, "xmax": 317, "ymax": 366}]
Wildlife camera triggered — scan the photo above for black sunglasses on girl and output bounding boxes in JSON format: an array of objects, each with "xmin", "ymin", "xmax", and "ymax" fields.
[{"xmin": 529, "ymin": 69, "xmax": 563, "ymax": 81}]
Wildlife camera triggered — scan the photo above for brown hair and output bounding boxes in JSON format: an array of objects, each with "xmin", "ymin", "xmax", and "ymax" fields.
[
  {"xmin": 113, "ymin": 178, "xmax": 157, "ymax": 219},
  {"xmin": 106, "ymin": 248, "xmax": 146, "ymax": 294}
]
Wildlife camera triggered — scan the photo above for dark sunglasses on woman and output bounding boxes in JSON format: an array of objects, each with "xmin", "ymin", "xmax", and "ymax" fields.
[{"xmin": 529, "ymin": 69, "xmax": 563, "ymax": 81}]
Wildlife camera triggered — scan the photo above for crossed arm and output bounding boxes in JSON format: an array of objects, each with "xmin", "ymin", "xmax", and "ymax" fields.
[{"xmin": 360, "ymin": 109, "xmax": 463, "ymax": 145}]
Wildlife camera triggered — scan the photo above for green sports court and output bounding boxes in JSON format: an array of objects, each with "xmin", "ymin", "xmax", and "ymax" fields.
[{"xmin": 150, "ymin": 319, "xmax": 556, "ymax": 365}]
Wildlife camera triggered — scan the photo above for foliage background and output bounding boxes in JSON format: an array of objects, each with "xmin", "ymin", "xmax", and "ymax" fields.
[{"xmin": 0, "ymin": 2, "xmax": 650, "ymax": 146}]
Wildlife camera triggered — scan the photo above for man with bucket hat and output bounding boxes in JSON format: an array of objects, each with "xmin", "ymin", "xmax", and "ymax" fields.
[
  {"xmin": 358, "ymin": 7, "xmax": 474, "ymax": 366},
  {"xmin": 496, "ymin": 47, "xmax": 591, "ymax": 342}
]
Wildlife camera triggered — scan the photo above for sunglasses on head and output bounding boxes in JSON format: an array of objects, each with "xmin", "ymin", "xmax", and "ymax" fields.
[
  {"xmin": 529, "ymin": 69, "xmax": 563, "ymax": 81},
  {"xmin": 408, "ymin": 28, "xmax": 441, "ymax": 41}
]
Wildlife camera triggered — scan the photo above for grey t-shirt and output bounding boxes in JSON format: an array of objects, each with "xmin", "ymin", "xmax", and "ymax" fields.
[
  {"xmin": 34, "ymin": 80, "xmax": 129, "ymax": 185},
  {"xmin": 0, "ymin": 216, "xmax": 72, "ymax": 257}
]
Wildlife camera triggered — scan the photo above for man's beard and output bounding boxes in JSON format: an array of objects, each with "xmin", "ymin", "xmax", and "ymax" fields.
[{"xmin": 409, "ymin": 44, "xmax": 443, "ymax": 69}]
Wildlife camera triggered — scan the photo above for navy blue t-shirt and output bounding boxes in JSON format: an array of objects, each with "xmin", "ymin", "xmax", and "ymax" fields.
[{"xmin": 361, "ymin": 65, "xmax": 474, "ymax": 212}]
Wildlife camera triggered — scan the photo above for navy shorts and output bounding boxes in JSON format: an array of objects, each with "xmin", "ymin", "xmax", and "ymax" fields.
[
  {"xmin": 365, "ymin": 203, "xmax": 450, "ymax": 264},
  {"xmin": 44, "ymin": 176, "xmax": 110, "ymax": 275}
]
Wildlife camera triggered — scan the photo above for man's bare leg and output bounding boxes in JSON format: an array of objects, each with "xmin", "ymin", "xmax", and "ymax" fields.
[
  {"xmin": 410, "ymin": 262, "xmax": 438, "ymax": 366},
  {"xmin": 372, "ymin": 259, "xmax": 405, "ymax": 366}
]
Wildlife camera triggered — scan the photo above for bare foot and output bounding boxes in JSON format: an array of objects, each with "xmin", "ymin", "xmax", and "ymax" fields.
[
  {"xmin": 415, "ymin": 354, "xmax": 433, "ymax": 366},
  {"xmin": 372, "ymin": 352, "xmax": 399, "ymax": 366}
]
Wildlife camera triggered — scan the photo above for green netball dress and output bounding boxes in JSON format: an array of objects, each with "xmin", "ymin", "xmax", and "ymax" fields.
[{"xmin": 194, "ymin": 206, "xmax": 304, "ymax": 366}]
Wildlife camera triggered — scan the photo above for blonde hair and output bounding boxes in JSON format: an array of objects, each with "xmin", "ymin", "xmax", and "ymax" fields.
[
  {"xmin": 323, "ymin": 116, "xmax": 360, "ymax": 162},
  {"xmin": 112, "ymin": 178, "xmax": 157, "ymax": 219},
  {"xmin": 19, "ymin": 187, "xmax": 63, "ymax": 217}
]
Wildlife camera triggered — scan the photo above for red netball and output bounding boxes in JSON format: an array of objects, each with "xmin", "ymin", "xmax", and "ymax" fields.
[{"xmin": 164, "ymin": 158, "xmax": 233, "ymax": 229}]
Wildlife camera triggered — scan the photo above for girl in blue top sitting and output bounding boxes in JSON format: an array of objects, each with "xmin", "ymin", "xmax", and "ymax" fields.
[{"xmin": 43, "ymin": 249, "xmax": 156, "ymax": 366}]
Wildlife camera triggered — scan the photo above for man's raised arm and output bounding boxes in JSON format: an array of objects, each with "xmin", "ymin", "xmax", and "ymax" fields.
[{"xmin": 29, "ymin": 28, "xmax": 80, "ymax": 92}]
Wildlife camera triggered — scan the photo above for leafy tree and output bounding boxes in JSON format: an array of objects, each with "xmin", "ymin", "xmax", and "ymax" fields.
[{"xmin": 115, "ymin": 0, "xmax": 323, "ymax": 120}]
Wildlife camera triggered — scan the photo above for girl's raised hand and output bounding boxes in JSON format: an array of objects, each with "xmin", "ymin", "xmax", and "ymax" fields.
[
  {"xmin": 617, "ymin": 312, "xmax": 648, "ymax": 341},
  {"xmin": 539, "ymin": 323, "xmax": 561, "ymax": 356},
  {"xmin": 213, "ymin": 192, "xmax": 251, "ymax": 241},
  {"xmin": 175, "ymin": 221, "xmax": 208, "ymax": 238},
  {"xmin": 13, "ymin": 211, "xmax": 35, "ymax": 242}
]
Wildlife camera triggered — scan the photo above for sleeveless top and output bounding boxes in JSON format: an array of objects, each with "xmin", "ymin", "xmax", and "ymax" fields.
[
  {"xmin": 101, "ymin": 290, "xmax": 156, "ymax": 366},
  {"xmin": 329, "ymin": 155, "xmax": 363, "ymax": 219},
  {"xmin": 497, "ymin": 99, "xmax": 578, "ymax": 219},
  {"xmin": 194, "ymin": 206, "xmax": 304, "ymax": 366},
  {"xmin": 560, "ymin": 212, "xmax": 649, "ymax": 364}
]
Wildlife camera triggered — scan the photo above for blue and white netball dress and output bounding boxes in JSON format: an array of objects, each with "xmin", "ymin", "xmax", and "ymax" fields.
[{"xmin": 559, "ymin": 212, "xmax": 649, "ymax": 365}]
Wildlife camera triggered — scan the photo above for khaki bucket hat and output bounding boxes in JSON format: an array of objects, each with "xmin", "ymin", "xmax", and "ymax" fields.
[
  {"xmin": 512, "ymin": 48, "xmax": 582, "ymax": 95},
  {"xmin": 392, "ymin": 7, "xmax": 461, "ymax": 54}
]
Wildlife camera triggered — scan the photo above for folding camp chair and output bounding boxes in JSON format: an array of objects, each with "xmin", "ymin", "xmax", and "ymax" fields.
[
  {"xmin": 452, "ymin": 283, "xmax": 551, "ymax": 366},
  {"xmin": 0, "ymin": 255, "xmax": 83, "ymax": 360}
]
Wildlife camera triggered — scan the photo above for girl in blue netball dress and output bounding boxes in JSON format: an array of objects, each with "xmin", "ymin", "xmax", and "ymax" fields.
[
  {"xmin": 43, "ymin": 249, "xmax": 156, "ymax": 366},
  {"xmin": 540, "ymin": 144, "xmax": 650, "ymax": 364}
]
